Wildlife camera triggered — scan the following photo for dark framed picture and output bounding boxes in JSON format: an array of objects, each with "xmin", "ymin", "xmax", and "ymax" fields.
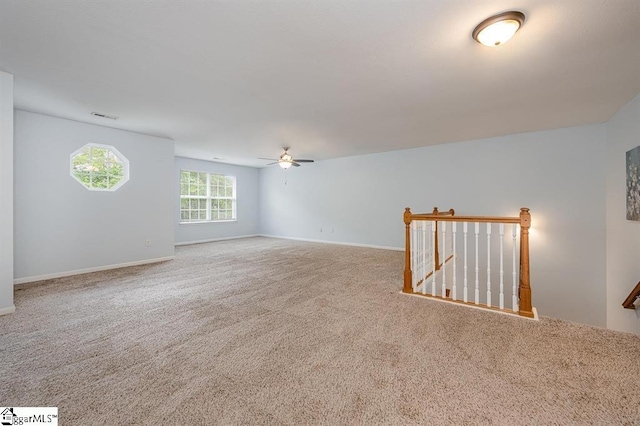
[{"xmin": 627, "ymin": 145, "xmax": 640, "ymax": 221}]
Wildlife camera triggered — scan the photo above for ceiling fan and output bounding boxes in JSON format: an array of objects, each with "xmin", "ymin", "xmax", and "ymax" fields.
[{"xmin": 259, "ymin": 147, "xmax": 315, "ymax": 169}]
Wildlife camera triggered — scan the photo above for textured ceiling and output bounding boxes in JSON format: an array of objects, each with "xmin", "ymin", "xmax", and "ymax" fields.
[{"xmin": 1, "ymin": 0, "xmax": 639, "ymax": 167}]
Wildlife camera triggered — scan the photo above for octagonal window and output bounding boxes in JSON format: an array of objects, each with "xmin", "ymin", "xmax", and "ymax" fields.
[{"xmin": 70, "ymin": 143, "xmax": 129, "ymax": 191}]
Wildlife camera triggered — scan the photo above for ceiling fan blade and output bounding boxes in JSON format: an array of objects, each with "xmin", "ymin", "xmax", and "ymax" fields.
[
  {"xmin": 258, "ymin": 157, "xmax": 278, "ymax": 161},
  {"xmin": 291, "ymin": 162, "xmax": 301, "ymax": 167},
  {"xmin": 266, "ymin": 162, "xmax": 279, "ymax": 165},
  {"xmin": 292, "ymin": 159, "xmax": 314, "ymax": 163}
]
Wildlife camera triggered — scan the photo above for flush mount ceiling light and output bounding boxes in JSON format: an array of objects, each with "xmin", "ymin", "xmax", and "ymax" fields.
[{"xmin": 472, "ymin": 11, "xmax": 525, "ymax": 47}]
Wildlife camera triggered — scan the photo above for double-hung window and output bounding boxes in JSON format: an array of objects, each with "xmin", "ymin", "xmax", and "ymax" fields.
[{"xmin": 180, "ymin": 171, "xmax": 236, "ymax": 223}]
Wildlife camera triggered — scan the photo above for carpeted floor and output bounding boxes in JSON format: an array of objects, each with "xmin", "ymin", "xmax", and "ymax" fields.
[{"xmin": 1, "ymin": 237, "xmax": 639, "ymax": 425}]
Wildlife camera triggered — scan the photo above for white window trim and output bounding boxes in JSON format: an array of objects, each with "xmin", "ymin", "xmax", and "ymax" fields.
[
  {"xmin": 179, "ymin": 170, "xmax": 237, "ymax": 224},
  {"xmin": 70, "ymin": 143, "xmax": 130, "ymax": 192}
]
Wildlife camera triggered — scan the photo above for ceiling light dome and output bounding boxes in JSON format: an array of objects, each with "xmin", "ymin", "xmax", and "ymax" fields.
[
  {"xmin": 473, "ymin": 11, "xmax": 525, "ymax": 47},
  {"xmin": 279, "ymin": 152, "xmax": 293, "ymax": 169}
]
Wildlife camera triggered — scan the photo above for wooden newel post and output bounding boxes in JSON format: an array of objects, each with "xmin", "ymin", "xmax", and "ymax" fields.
[
  {"xmin": 404, "ymin": 208, "xmax": 413, "ymax": 293},
  {"xmin": 518, "ymin": 207, "xmax": 534, "ymax": 318}
]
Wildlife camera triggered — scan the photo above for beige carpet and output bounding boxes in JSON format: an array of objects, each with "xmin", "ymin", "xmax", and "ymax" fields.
[{"xmin": 2, "ymin": 237, "xmax": 639, "ymax": 425}]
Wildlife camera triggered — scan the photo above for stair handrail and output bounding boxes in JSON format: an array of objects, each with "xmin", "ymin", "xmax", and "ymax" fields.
[{"xmin": 622, "ymin": 281, "xmax": 640, "ymax": 309}]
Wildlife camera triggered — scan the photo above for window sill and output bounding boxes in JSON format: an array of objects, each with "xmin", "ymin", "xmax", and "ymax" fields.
[{"xmin": 179, "ymin": 220, "xmax": 237, "ymax": 225}]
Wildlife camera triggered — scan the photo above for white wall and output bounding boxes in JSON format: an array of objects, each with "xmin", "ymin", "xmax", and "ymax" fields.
[
  {"xmin": 0, "ymin": 71, "xmax": 14, "ymax": 314},
  {"xmin": 260, "ymin": 125, "xmax": 607, "ymax": 327},
  {"xmin": 14, "ymin": 111, "xmax": 175, "ymax": 282},
  {"xmin": 606, "ymin": 92, "xmax": 640, "ymax": 334},
  {"xmin": 174, "ymin": 157, "xmax": 259, "ymax": 244}
]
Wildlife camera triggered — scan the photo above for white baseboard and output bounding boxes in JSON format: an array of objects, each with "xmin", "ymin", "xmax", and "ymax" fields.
[
  {"xmin": 259, "ymin": 234, "xmax": 403, "ymax": 251},
  {"xmin": 0, "ymin": 305, "xmax": 16, "ymax": 316},
  {"xmin": 175, "ymin": 234, "xmax": 260, "ymax": 246},
  {"xmin": 13, "ymin": 256, "xmax": 175, "ymax": 285}
]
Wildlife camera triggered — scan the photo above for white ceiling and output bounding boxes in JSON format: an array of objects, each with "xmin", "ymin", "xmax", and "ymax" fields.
[{"xmin": 1, "ymin": 0, "xmax": 639, "ymax": 167}]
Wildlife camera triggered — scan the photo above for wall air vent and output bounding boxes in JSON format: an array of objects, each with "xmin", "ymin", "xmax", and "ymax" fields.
[{"xmin": 91, "ymin": 111, "xmax": 119, "ymax": 120}]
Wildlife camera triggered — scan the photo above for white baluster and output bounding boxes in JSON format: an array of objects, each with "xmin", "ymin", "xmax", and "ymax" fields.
[
  {"xmin": 441, "ymin": 221, "xmax": 447, "ymax": 298},
  {"xmin": 463, "ymin": 222, "xmax": 468, "ymax": 303},
  {"xmin": 452, "ymin": 222, "xmax": 457, "ymax": 301},
  {"xmin": 418, "ymin": 220, "xmax": 427, "ymax": 293},
  {"xmin": 422, "ymin": 222, "xmax": 427, "ymax": 284},
  {"xmin": 412, "ymin": 221, "xmax": 417, "ymax": 291},
  {"xmin": 418, "ymin": 221, "xmax": 425, "ymax": 281},
  {"xmin": 424, "ymin": 222, "xmax": 429, "ymax": 285},
  {"xmin": 486, "ymin": 223, "xmax": 492, "ymax": 307},
  {"xmin": 424, "ymin": 221, "xmax": 428, "ymax": 281},
  {"xmin": 512, "ymin": 224, "xmax": 518, "ymax": 311},
  {"xmin": 432, "ymin": 221, "xmax": 437, "ymax": 296},
  {"xmin": 499, "ymin": 223, "xmax": 505, "ymax": 310},
  {"xmin": 416, "ymin": 221, "xmax": 421, "ymax": 290},
  {"xmin": 475, "ymin": 222, "xmax": 479, "ymax": 304}
]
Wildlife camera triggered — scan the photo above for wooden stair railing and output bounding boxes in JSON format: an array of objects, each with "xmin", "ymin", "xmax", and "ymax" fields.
[
  {"xmin": 403, "ymin": 206, "xmax": 535, "ymax": 319},
  {"xmin": 622, "ymin": 281, "xmax": 640, "ymax": 309}
]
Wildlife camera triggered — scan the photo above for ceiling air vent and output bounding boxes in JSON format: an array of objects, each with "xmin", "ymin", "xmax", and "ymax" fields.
[{"xmin": 91, "ymin": 111, "xmax": 119, "ymax": 120}]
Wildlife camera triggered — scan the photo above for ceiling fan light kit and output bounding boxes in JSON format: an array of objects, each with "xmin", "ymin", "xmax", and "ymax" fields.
[
  {"xmin": 472, "ymin": 11, "xmax": 525, "ymax": 47},
  {"xmin": 259, "ymin": 147, "xmax": 315, "ymax": 169}
]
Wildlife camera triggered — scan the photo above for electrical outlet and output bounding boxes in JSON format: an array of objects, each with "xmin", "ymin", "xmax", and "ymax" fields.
[{"xmin": 145, "ymin": 239, "xmax": 151, "ymax": 247}]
